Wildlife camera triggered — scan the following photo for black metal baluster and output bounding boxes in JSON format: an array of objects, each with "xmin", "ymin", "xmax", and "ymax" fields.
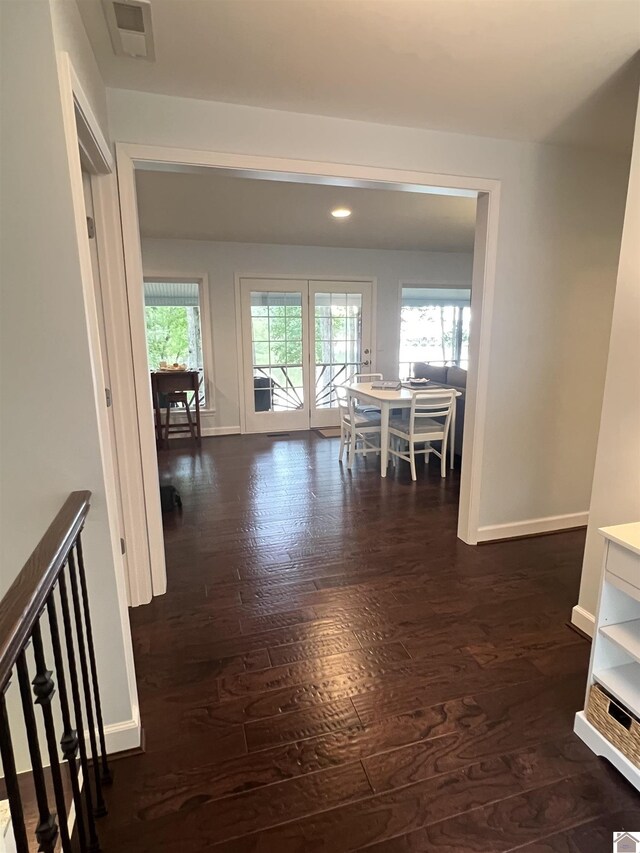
[
  {"xmin": 67, "ymin": 550, "xmax": 107, "ymax": 818},
  {"xmin": 47, "ymin": 594, "xmax": 88, "ymax": 853},
  {"xmin": 58, "ymin": 573, "xmax": 101, "ymax": 853},
  {"xmin": 16, "ymin": 649, "xmax": 58, "ymax": 853},
  {"xmin": 31, "ymin": 620, "xmax": 72, "ymax": 851},
  {"xmin": 74, "ymin": 534, "xmax": 111, "ymax": 785},
  {"xmin": 0, "ymin": 689, "xmax": 29, "ymax": 853}
]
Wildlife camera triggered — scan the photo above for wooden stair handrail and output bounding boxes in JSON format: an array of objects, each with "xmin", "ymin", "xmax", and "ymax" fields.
[{"xmin": 0, "ymin": 490, "xmax": 91, "ymax": 691}]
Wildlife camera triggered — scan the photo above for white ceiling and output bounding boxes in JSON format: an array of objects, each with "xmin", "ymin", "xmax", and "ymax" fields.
[
  {"xmin": 135, "ymin": 170, "xmax": 477, "ymax": 251},
  {"xmin": 80, "ymin": 0, "xmax": 640, "ymax": 152}
]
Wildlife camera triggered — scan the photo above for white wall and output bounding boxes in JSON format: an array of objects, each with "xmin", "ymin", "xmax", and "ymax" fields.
[
  {"xmin": 141, "ymin": 238, "xmax": 473, "ymax": 431},
  {"xmin": 573, "ymin": 97, "xmax": 640, "ymax": 633},
  {"xmin": 49, "ymin": 0, "xmax": 110, "ymax": 139},
  {"xmin": 111, "ymin": 89, "xmax": 630, "ymax": 529},
  {"xmin": 0, "ymin": 0, "xmax": 138, "ymax": 768}
]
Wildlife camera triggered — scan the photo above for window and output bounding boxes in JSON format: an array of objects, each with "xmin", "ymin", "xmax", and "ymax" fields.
[
  {"xmin": 143, "ymin": 279, "xmax": 212, "ymax": 408},
  {"xmin": 399, "ymin": 286, "xmax": 471, "ymax": 378}
]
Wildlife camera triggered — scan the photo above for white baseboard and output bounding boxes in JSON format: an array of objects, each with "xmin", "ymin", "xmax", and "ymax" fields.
[
  {"xmin": 104, "ymin": 713, "xmax": 141, "ymax": 754},
  {"xmin": 477, "ymin": 511, "xmax": 589, "ymax": 542},
  {"xmin": 10, "ymin": 714, "xmax": 141, "ymax": 779},
  {"xmin": 571, "ymin": 604, "xmax": 595, "ymax": 638},
  {"xmin": 206, "ymin": 425, "xmax": 241, "ymax": 436},
  {"xmin": 167, "ymin": 425, "xmax": 241, "ymax": 438},
  {"xmin": 4, "ymin": 720, "xmax": 141, "ymax": 843}
]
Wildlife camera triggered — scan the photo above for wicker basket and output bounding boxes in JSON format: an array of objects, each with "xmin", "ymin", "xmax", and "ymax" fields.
[{"xmin": 586, "ymin": 682, "xmax": 640, "ymax": 768}]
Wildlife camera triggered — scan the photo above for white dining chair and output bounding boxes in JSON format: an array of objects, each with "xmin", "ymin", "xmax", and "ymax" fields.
[
  {"xmin": 388, "ymin": 389, "xmax": 455, "ymax": 481},
  {"xmin": 335, "ymin": 385, "xmax": 381, "ymax": 467},
  {"xmin": 350, "ymin": 372, "xmax": 383, "ymax": 415}
]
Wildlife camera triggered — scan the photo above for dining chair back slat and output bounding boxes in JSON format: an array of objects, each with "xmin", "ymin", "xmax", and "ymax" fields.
[{"xmin": 411, "ymin": 390, "xmax": 456, "ymax": 432}]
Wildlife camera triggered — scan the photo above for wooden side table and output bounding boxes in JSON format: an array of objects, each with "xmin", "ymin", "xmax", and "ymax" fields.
[{"xmin": 151, "ymin": 370, "xmax": 202, "ymax": 449}]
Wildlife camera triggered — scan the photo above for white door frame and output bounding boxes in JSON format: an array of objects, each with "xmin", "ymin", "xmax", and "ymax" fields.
[
  {"xmin": 59, "ymin": 56, "xmax": 164, "ymax": 607},
  {"xmin": 57, "ymin": 54, "xmax": 142, "ymax": 751},
  {"xmin": 116, "ymin": 142, "xmax": 500, "ymax": 552}
]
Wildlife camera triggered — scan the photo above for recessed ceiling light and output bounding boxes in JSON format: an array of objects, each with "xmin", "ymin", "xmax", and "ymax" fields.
[{"xmin": 331, "ymin": 207, "xmax": 352, "ymax": 219}]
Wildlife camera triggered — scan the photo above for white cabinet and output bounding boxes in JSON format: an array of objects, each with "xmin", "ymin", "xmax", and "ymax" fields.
[{"xmin": 574, "ymin": 522, "xmax": 640, "ymax": 791}]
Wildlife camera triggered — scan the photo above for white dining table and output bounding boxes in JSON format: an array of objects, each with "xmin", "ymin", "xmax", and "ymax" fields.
[{"xmin": 343, "ymin": 381, "xmax": 461, "ymax": 477}]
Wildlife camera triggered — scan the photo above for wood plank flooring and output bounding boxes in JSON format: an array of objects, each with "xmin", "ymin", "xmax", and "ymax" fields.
[{"xmin": 99, "ymin": 432, "xmax": 639, "ymax": 852}]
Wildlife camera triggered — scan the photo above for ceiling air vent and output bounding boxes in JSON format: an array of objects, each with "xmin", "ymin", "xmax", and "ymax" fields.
[{"xmin": 103, "ymin": 0, "xmax": 155, "ymax": 61}]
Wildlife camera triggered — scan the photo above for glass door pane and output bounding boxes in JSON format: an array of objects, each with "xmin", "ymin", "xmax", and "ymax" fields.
[
  {"xmin": 309, "ymin": 281, "xmax": 373, "ymax": 428},
  {"xmin": 240, "ymin": 279, "xmax": 310, "ymax": 433},
  {"xmin": 250, "ymin": 291, "xmax": 304, "ymax": 412},
  {"xmin": 314, "ymin": 292, "xmax": 362, "ymax": 409}
]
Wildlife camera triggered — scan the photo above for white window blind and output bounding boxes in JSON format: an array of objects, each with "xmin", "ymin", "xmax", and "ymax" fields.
[
  {"xmin": 144, "ymin": 280, "xmax": 200, "ymax": 307},
  {"xmin": 401, "ymin": 287, "xmax": 471, "ymax": 308}
]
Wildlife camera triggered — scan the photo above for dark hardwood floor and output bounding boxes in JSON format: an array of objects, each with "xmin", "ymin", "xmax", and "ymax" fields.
[{"xmin": 99, "ymin": 432, "xmax": 639, "ymax": 852}]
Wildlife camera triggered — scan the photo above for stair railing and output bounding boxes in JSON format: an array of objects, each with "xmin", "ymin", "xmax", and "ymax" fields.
[{"xmin": 0, "ymin": 491, "xmax": 111, "ymax": 853}]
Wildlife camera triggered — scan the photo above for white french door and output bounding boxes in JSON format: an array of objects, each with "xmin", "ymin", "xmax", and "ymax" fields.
[
  {"xmin": 309, "ymin": 280, "xmax": 373, "ymax": 428},
  {"xmin": 240, "ymin": 279, "xmax": 311, "ymax": 433},
  {"xmin": 240, "ymin": 277, "xmax": 373, "ymax": 433}
]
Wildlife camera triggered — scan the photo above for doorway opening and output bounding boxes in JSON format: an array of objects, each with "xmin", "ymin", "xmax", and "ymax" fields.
[{"xmin": 115, "ymin": 146, "xmax": 500, "ymax": 598}]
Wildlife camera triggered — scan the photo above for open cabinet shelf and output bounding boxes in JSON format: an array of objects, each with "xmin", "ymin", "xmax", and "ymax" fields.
[
  {"xmin": 600, "ymin": 619, "xmax": 640, "ymax": 664},
  {"xmin": 593, "ymin": 662, "xmax": 640, "ymax": 718}
]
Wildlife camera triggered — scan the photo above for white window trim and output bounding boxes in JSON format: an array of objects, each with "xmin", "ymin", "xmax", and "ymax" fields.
[{"xmin": 143, "ymin": 272, "xmax": 216, "ymax": 413}]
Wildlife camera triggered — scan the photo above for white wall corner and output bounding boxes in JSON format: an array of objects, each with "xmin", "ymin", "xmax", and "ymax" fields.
[
  {"xmin": 574, "ymin": 97, "xmax": 640, "ymax": 627},
  {"xmin": 570, "ymin": 604, "xmax": 595, "ymax": 638},
  {"xmin": 476, "ymin": 511, "xmax": 589, "ymax": 542}
]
